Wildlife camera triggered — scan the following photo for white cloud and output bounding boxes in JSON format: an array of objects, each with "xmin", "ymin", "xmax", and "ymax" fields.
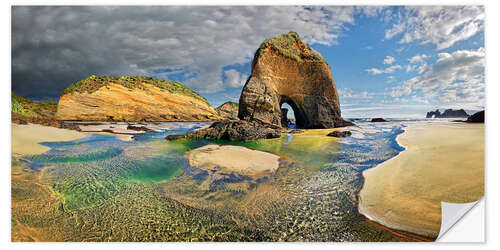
[
  {"xmin": 383, "ymin": 55, "xmax": 395, "ymax": 65},
  {"xmin": 385, "ymin": 6, "xmax": 484, "ymax": 50},
  {"xmin": 13, "ymin": 6, "xmax": 375, "ymax": 97},
  {"xmin": 338, "ymin": 88, "xmax": 375, "ymax": 99},
  {"xmin": 223, "ymin": 69, "xmax": 248, "ymax": 88},
  {"xmin": 390, "ymin": 47, "xmax": 485, "ymax": 105},
  {"xmin": 409, "ymin": 54, "xmax": 429, "ymax": 63},
  {"xmin": 417, "ymin": 63, "xmax": 428, "ymax": 74},
  {"xmin": 366, "ymin": 64, "xmax": 402, "ymax": 75}
]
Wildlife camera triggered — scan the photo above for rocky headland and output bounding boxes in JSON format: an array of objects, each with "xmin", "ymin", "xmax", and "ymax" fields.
[
  {"xmin": 215, "ymin": 101, "xmax": 239, "ymax": 120},
  {"xmin": 426, "ymin": 109, "xmax": 469, "ymax": 118},
  {"xmin": 11, "ymin": 92, "xmax": 80, "ymax": 130},
  {"xmin": 55, "ymin": 75, "xmax": 221, "ymax": 122}
]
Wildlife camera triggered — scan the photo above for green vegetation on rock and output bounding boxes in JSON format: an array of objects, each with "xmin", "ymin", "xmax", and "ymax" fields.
[
  {"xmin": 11, "ymin": 92, "xmax": 58, "ymax": 117},
  {"xmin": 62, "ymin": 75, "xmax": 210, "ymax": 105},
  {"xmin": 216, "ymin": 101, "xmax": 239, "ymax": 110},
  {"xmin": 257, "ymin": 32, "xmax": 324, "ymax": 62}
]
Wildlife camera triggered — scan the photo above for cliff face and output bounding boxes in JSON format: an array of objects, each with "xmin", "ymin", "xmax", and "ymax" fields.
[
  {"xmin": 55, "ymin": 76, "xmax": 220, "ymax": 121},
  {"xmin": 238, "ymin": 32, "xmax": 350, "ymax": 128},
  {"xmin": 11, "ymin": 92, "xmax": 79, "ymax": 130},
  {"xmin": 216, "ymin": 101, "xmax": 239, "ymax": 120}
]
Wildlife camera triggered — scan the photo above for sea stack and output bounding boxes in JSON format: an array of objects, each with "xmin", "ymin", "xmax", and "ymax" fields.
[
  {"xmin": 184, "ymin": 32, "xmax": 352, "ymax": 141},
  {"xmin": 238, "ymin": 32, "xmax": 352, "ymax": 129},
  {"xmin": 55, "ymin": 76, "xmax": 220, "ymax": 122}
]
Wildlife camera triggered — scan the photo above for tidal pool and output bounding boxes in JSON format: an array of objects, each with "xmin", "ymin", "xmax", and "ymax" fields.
[{"xmin": 12, "ymin": 121, "xmax": 416, "ymax": 241}]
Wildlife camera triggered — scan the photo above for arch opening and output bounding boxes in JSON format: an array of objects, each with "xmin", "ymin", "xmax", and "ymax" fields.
[{"xmin": 280, "ymin": 96, "xmax": 307, "ymax": 129}]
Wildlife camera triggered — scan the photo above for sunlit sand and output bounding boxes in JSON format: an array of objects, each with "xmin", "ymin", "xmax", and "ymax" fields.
[
  {"xmin": 187, "ymin": 144, "xmax": 281, "ymax": 178},
  {"xmin": 11, "ymin": 123, "xmax": 88, "ymax": 155},
  {"xmin": 359, "ymin": 122, "xmax": 484, "ymax": 238},
  {"xmin": 12, "ymin": 123, "xmax": 133, "ymax": 156}
]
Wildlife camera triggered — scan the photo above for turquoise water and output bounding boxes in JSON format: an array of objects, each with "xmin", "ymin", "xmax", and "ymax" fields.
[{"xmin": 20, "ymin": 120, "xmax": 413, "ymax": 241}]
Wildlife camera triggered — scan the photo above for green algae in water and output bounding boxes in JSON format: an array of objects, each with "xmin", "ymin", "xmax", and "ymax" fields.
[
  {"xmin": 129, "ymin": 157, "xmax": 183, "ymax": 183},
  {"xmin": 29, "ymin": 147, "xmax": 123, "ymax": 164}
]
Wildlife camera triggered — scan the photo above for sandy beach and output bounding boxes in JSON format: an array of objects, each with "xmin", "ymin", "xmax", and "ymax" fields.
[
  {"xmin": 359, "ymin": 122, "xmax": 484, "ymax": 238},
  {"xmin": 11, "ymin": 123, "xmax": 89, "ymax": 155},
  {"xmin": 12, "ymin": 123, "xmax": 133, "ymax": 156}
]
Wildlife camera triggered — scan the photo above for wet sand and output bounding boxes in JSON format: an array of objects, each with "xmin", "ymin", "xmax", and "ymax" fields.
[
  {"xmin": 359, "ymin": 122, "xmax": 484, "ymax": 238},
  {"xmin": 12, "ymin": 123, "xmax": 132, "ymax": 155},
  {"xmin": 187, "ymin": 144, "xmax": 281, "ymax": 178},
  {"xmin": 12, "ymin": 123, "xmax": 88, "ymax": 155}
]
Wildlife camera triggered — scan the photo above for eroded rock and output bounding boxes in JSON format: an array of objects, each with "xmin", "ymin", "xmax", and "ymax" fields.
[
  {"xmin": 215, "ymin": 101, "xmax": 239, "ymax": 120},
  {"xmin": 238, "ymin": 32, "xmax": 352, "ymax": 129},
  {"xmin": 327, "ymin": 131, "xmax": 352, "ymax": 138},
  {"xmin": 186, "ymin": 120, "xmax": 281, "ymax": 141},
  {"xmin": 371, "ymin": 118, "xmax": 388, "ymax": 122},
  {"xmin": 55, "ymin": 76, "xmax": 221, "ymax": 122}
]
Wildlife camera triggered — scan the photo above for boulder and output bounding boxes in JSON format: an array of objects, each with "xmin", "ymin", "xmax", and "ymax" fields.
[
  {"xmin": 186, "ymin": 120, "xmax": 281, "ymax": 142},
  {"xmin": 466, "ymin": 110, "xmax": 484, "ymax": 123},
  {"xmin": 327, "ymin": 131, "xmax": 352, "ymax": 138},
  {"xmin": 127, "ymin": 124, "xmax": 154, "ymax": 132},
  {"xmin": 238, "ymin": 32, "xmax": 352, "ymax": 129},
  {"xmin": 371, "ymin": 118, "xmax": 388, "ymax": 122}
]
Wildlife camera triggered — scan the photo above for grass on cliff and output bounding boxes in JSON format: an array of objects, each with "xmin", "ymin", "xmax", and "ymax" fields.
[
  {"xmin": 62, "ymin": 75, "xmax": 210, "ymax": 105},
  {"xmin": 11, "ymin": 92, "xmax": 58, "ymax": 117},
  {"xmin": 216, "ymin": 101, "xmax": 239, "ymax": 110},
  {"xmin": 257, "ymin": 32, "xmax": 324, "ymax": 62}
]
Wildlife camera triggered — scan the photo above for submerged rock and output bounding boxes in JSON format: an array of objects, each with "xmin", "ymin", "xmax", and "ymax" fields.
[
  {"xmin": 371, "ymin": 118, "xmax": 388, "ymax": 122},
  {"xmin": 238, "ymin": 32, "xmax": 352, "ymax": 129},
  {"xmin": 186, "ymin": 120, "xmax": 281, "ymax": 141},
  {"xmin": 466, "ymin": 110, "xmax": 484, "ymax": 123},
  {"xmin": 165, "ymin": 134, "xmax": 186, "ymax": 140},
  {"xmin": 327, "ymin": 131, "xmax": 352, "ymax": 138}
]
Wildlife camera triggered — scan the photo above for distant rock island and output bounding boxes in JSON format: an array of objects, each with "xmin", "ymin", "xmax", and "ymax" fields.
[
  {"xmin": 215, "ymin": 101, "xmax": 238, "ymax": 120},
  {"xmin": 426, "ymin": 109, "xmax": 469, "ymax": 118},
  {"xmin": 467, "ymin": 110, "xmax": 485, "ymax": 123},
  {"xmin": 185, "ymin": 32, "xmax": 352, "ymax": 141},
  {"xmin": 55, "ymin": 75, "xmax": 221, "ymax": 122}
]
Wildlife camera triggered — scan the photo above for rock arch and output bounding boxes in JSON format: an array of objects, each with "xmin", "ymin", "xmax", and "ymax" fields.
[{"xmin": 238, "ymin": 32, "xmax": 351, "ymax": 129}]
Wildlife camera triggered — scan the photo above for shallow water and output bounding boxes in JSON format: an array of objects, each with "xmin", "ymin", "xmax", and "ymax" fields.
[{"xmin": 16, "ymin": 120, "xmax": 415, "ymax": 241}]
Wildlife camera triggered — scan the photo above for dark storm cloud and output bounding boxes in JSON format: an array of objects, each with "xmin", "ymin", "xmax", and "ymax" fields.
[{"xmin": 12, "ymin": 6, "xmax": 379, "ymax": 99}]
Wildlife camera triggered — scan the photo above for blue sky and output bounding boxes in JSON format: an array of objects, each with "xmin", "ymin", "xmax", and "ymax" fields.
[{"xmin": 12, "ymin": 6, "xmax": 485, "ymax": 118}]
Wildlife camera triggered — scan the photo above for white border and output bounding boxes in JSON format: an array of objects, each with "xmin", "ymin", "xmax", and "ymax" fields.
[{"xmin": 2, "ymin": 0, "xmax": 498, "ymax": 249}]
